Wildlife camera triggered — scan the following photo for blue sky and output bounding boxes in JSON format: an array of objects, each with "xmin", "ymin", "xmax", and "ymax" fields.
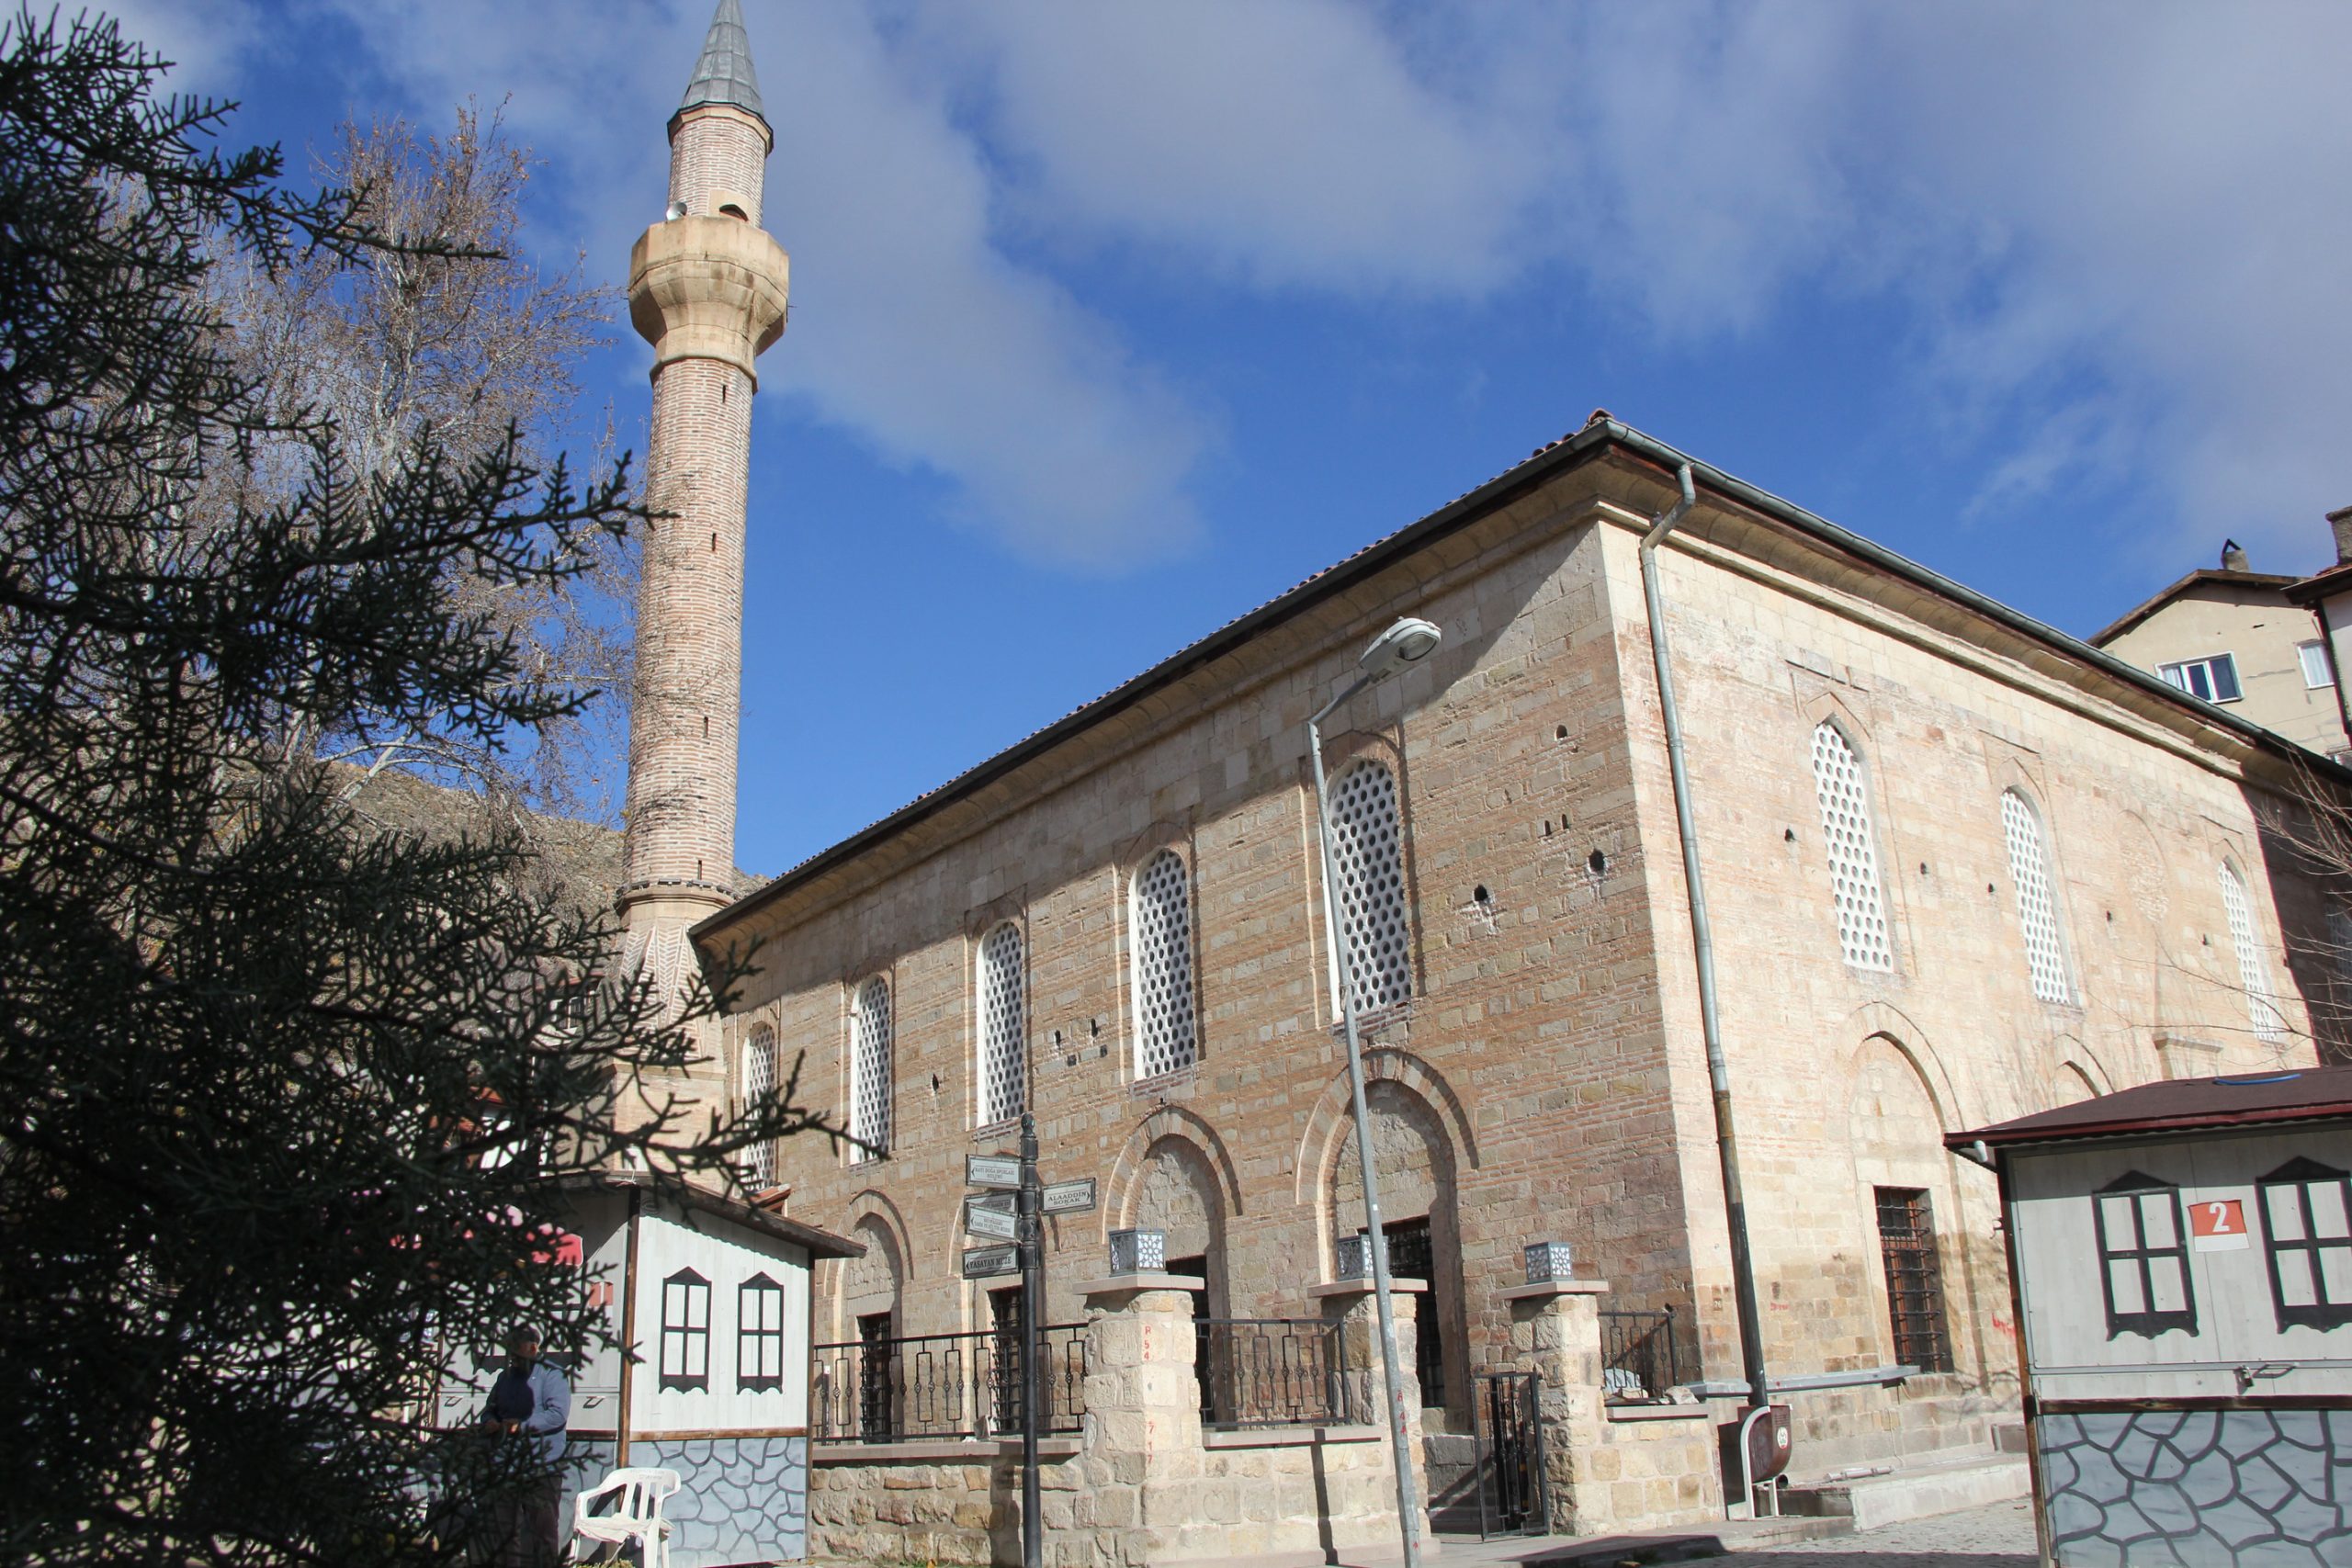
[{"xmin": 118, "ymin": 1, "xmax": 2352, "ymax": 875}]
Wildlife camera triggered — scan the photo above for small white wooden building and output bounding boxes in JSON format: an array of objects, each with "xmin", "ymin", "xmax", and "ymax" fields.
[
  {"xmin": 441, "ymin": 1174, "xmax": 861, "ymax": 1566},
  {"xmin": 1951, "ymin": 1067, "xmax": 2352, "ymax": 1567}
]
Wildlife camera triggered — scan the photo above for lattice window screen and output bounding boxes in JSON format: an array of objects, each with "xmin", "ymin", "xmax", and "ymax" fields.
[
  {"xmin": 851, "ymin": 977, "xmax": 893, "ymax": 1162},
  {"xmin": 2001, "ymin": 791, "xmax": 2070, "ymax": 1003},
  {"xmin": 1131, "ymin": 851, "xmax": 1198, "ymax": 1078},
  {"xmin": 2220, "ymin": 863, "xmax": 2285, "ymax": 1043},
  {"xmin": 1329, "ymin": 761, "xmax": 1412, "ymax": 1012},
  {"xmin": 978, "ymin": 923, "xmax": 1026, "ymax": 1125},
  {"xmin": 1810, "ymin": 723, "xmax": 1894, "ymax": 972},
  {"xmin": 741, "ymin": 1024, "xmax": 777, "ymax": 1189}
]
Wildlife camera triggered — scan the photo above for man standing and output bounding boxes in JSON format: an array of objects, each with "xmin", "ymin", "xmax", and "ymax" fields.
[{"xmin": 483, "ymin": 1325, "xmax": 571, "ymax": 1568}]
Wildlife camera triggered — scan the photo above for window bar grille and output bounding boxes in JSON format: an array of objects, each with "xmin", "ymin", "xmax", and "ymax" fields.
[
  {"xmin": 1873, "ymin": 1189, "xmax": 1954, "ymax": 1373},
  {"xmin": 1132, "ymin": 850, "xmax": 1198, "ymax": 1079},
  {"xmin": 1329, "ymin": 761, "xmax": 1412, "ymax": 1012},
  {"xmin": 851, "ymin": 977, "xmax": 893, "ymax": 1161},
  {"xmin": 1810, "ymin": 724, "xmax": 1893, "ymax": 971}
]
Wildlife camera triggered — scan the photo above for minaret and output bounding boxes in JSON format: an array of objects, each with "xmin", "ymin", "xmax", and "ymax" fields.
[{"xmin": 618, "ymin": 0, "xmax": 788, "ymax": 1122}]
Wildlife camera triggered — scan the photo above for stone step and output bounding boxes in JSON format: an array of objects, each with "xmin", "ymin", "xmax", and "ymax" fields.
[{"xmin": 1778, "ymin": 1451, "xmax": 2030, "ymax": 1532}]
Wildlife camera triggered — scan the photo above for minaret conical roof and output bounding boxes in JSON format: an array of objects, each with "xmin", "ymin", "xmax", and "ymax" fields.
[{"xmin": 676, "ymin": 0, "xmax": 764, "ymax": 123}]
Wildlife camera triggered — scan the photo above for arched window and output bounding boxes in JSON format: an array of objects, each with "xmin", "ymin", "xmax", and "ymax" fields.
[
  {"xmin": 1328, "ymin": 760, "xmax": 1412, "ymax": 1012},
  {"xmin": 1132, "ymin": 851, "xmax": 1198, "ymax": 1079},
  {"xmin": 850, "ymin": 977, "xmax": 893, "ymax": 1163},
  {"xmin": 2220, "ymin": 861, "xmax": 2284, "ymax": 1043},
  {"xmin": 2000, "ymin": 791, "xmax": 2070, "ymax": 1003},
  {"xmin": 978, "ymin": 923, "xmax": 1026, "ymax": 1125},
  {"xmin": 741, "ymin": 1023, "xmax": 777, "ymax": 1189},
  {"xmin": 1809, "ymin": 722, "xmax": 1893, "ymax": 972}
]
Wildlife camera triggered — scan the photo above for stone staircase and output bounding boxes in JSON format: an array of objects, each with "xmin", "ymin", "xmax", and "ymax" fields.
[{"xmin": 1777, "ymin": 1444, "xmax": 2030, "ymax": 1531}]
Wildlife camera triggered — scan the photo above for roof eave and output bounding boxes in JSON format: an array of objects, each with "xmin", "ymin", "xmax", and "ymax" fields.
[
  {"xmin": 1946, "ymin": 1100, "xmax": 2352, "ymax": 1152},
  {"xmin": 697, "ymin": 419, "xmax": 2352, "ymax": 944}
]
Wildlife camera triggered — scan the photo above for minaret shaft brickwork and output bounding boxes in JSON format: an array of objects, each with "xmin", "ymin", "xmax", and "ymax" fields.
[{"xmin": 619, "ymin": 6, "xmax": 786, "ymax": 1129}]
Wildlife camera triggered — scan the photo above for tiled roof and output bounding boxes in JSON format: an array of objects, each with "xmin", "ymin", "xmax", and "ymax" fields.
[
  {"xmin": 676, "ymin": 0, "xmax": 763, "ymax": 123},
  {"xmin": 701, "ymin": 413, "xmax": 2347, "ymax": 939},
  {"xmin": 1948, "ymin": 1067, "xmax": 2352, "ymax": 1149}
]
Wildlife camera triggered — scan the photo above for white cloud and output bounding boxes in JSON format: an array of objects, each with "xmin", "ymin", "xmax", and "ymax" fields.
[
  {"xmin": 911, "ymin": 0, "xmax": 1549, "ymax": 298},
  {"xmin": 311, "ymin": 0, "xmax": 1212, "ymax": 570},
  {"xmin": 103, "ymin": 0, "xmax": 2352, "ymax": 577},
  {"xmin": 86, "ymin": 0, "xmax": 261, "ymax": 96},
  {"xmin": 907, "ymin": 1, "xmax": 2352, "ymax": 570}
]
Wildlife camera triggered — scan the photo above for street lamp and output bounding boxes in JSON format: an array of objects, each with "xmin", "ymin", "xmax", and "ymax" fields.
[{"xmin": 1307, "ymin": 614, "xmax": 1441, "ymax": 1568}]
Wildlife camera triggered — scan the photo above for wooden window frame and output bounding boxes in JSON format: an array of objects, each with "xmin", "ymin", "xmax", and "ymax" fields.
[
  {"xmin": 2258, "ymin": 1157, "xmax": 2352, "ymax": 1333},
  {"xmin": 2092, "ymin": 1172, "xmax": 2198, "ymax": 1340},
  {"xmin": 659, "ymin": 1268, "xmax": 712, "ymax": 1392},
  {"xmin": 736, "ymin": 1271, "xmax": 786, "ymax": 1393}
]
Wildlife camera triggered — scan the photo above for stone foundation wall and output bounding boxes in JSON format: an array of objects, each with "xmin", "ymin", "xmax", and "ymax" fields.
[
  {"xmin": 808, "ymin": 1439, "xmax": 1076, "ymax": 1566},
  {"xmin": 807, "ymin": 1278, "xmax": 1427, "ymax": 1567},
  {"xmin": 1589, "ymin": 1410, "xmax": 1721, "ymax": 1533}
]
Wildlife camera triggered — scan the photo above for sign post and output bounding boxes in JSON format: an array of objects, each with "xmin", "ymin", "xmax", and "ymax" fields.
[
  {"xmin": 963, "ymin": 1119, "xmax": 1095, "ymax": 1568},
  {"xmin": 1019, "ymin": 1112, "xmax": 1043, "ymax": 1568}
]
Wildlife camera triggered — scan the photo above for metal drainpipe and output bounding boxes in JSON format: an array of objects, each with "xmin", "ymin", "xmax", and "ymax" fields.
[{"xmin": 1639, "ymin": 464, "xmax": 1770, "ymax": 1413}]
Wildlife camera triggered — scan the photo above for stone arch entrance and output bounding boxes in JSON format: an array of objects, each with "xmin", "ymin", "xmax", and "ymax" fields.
[
  {"xmin": 1326, "ymin": 1078, "xmax": 1467, "ymax": 1432},
  {"xmin": 1848, "ymin": 1033, "xmax": 1962, "ymax": 1379},
  {"xmin": 834, "ymin": 1210, "xmax": 906, "ymax": 1440}
]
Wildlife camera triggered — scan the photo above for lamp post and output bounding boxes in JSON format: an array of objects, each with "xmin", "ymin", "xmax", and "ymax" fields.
[{"xmin": 1306, "ymin": 615, "xmax": 1441, "ymax": 1568}]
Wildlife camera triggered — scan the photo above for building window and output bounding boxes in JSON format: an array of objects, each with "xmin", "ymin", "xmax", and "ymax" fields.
[
  {"xmin": 659, "ymin": 1269, "xmax": 711, "ymax": 1392},
  {"xmin": 741, "ymin": 1024, "xmax": 777, "ymax": 1189},
  {"xmin": 1873, "ymin": 1189, "xmax": 1955, "ymax": 1372},
  {"xmin": 1131, "ymin": 850, "xmax": 1198, "ymax": 1079},
  {"xmin": 1809, "ymin": 722, "xmax": 1894, "ymax": 972},
  {"xmin": 850, "ymin": 977, "xmax": 893, "ymax": 1163},
  {"xmin": 2000, "ymin": 791, "xmax": 2071, "ymax": 1004},
  {"xmin": 2258, "ymin": 1157, "xmax": 2352, "ymax": 1333},
  {"xmin": 2157, "ymin": 653, "xmax": 2243, "ymax": 703},
  {"xmin": 2301, "ymin": 640, "xmax": 2336, "ymax": 688},
  {"xmin": 2093, "ymin": 1173, "xmax": 2198, "ymax": 1339},
  {"xmin": 2219, "ymin": 861, "xmax": 2285, "ymax": 1043},
  {"xmin": 978, "ymin": 922, "xmax": 1026, "ymax": 1126},
  {"xmin": 737, "ymin": 1272, "xmax": 786, "ymax": 1392},
  {"xmin": 1327, "ymin": 760, "xmax": 1412, "ymax": 1012}
]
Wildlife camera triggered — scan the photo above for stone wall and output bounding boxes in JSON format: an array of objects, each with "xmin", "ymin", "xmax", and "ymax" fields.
[
  {"xmin": 805, "ymin": 1277, "xmax": 1425, "ymax": 1567},
  {"xmin": 1499, "ymin": 1278, "xmax": 1724, "ymax": 1535},
  {"xmin": 715, "ymin": 443, "xmax": 2335, "ymax": 1469}
]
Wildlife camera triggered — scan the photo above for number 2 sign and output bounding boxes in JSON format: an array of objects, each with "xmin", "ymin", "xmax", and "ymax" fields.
[{"xmin": 2189, "ymin": 1197, "xmax": 2250, "ymax": 1252}]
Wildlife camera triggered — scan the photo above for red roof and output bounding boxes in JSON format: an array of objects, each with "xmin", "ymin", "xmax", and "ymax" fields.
[{"xmin": 1946, "ymin": 1067, "xmax": 2352, "ymax": 1150}]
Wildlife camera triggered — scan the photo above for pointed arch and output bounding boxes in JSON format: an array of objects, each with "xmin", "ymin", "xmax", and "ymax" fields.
[
  {"xmin": 1105, "ymin": 1106, "xmax": 1243, "ymax": 1241},
  {"xmin": 1291, "ymin": 1047, "xmax": 1480, "ymax": 1211}
]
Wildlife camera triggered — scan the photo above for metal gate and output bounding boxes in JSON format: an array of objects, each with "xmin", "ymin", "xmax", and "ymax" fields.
[{"xmin": 1474, "ymin": 1371, "xmax": 1547, "ymax": 1539}]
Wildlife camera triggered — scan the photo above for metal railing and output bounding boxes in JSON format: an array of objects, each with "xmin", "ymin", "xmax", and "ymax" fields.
[
  {"xmin": 1599, "ymin": 1305, "xmax": 1690, "ymax": 1403},
  {"xmin": 1195, "ymin": 1318, "xmax": 1359, "ymax": 1429},
  {"xmin": 810, "ymin": 1323, "xmax": 1087, "ymax": 1443}
]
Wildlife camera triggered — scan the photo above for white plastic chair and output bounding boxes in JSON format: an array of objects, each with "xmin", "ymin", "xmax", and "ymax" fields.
[{"xmin": 570, "ymin": 1467, "xmax": 681, "ymax": 1568}]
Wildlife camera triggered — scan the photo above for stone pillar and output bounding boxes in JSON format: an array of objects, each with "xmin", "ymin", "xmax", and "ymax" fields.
[
  {"xmin": 1076, "ymin": 1272, "xmax": 1205, "ymax": 1564},
  {"xmin": 1501, "ymin": 1278, "xmax": 1611, "ymax": 1535},
  {"xmin": 1309, "ymin": 1279, "xmax": 1433, "ymax": 1542}
]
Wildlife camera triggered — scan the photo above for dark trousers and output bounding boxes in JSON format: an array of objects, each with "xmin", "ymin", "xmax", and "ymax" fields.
[{"xmin": 494, "ymin": 1472, "xmax": 564, "ymax": 1568}]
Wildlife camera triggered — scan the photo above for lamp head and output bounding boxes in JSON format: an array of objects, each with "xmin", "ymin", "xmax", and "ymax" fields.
[{"xmin": 1356, "ymin": 616, "xmax": 1442, "ymax": 682}]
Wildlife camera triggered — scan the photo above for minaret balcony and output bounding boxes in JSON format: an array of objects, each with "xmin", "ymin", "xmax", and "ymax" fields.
[{"xmin": 628, "ymin": 214, "xmax": 789, "ymax": 380}]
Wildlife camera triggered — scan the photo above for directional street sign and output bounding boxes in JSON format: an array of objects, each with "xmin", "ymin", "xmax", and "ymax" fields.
[
  {"xmin": 967, "ymin": 1190, "xmax": 1016, "ymax": 1216},
  {"xmin": 967, "ymin": 1153, "xmax": 1023, "ymax": 1189},
  {"xmin": 1038, "ymin": 1177, "xmax": 1097, "ymax": 1216},
  {"xmin": 961, "ymin": 1243, "xmax": 1021, "ymax": 1280},
  {"xmin": 964, "ymin": 1200, "xmax": 1019, "ymax": 1241}
]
